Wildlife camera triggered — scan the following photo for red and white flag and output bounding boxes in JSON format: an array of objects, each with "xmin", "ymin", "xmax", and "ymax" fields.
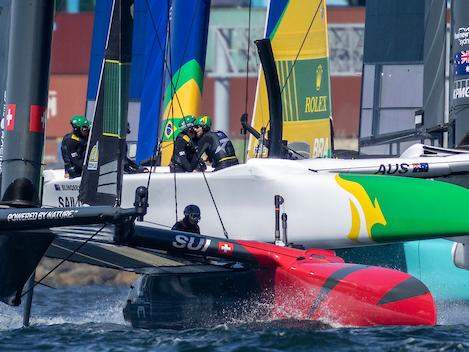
[
  {"xmin": 5, "ymin": 104, "xmax": 16, "ymax": 131},
  {"xmin": 218, "ymin": 242, "xmax": 234, "ymax": 255},
  {"xmin": 30, "ymin": 105, "xmax": 46, "ymax": 133}
]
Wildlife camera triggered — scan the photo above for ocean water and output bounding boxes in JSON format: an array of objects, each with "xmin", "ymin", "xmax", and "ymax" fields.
[{"xmin": 1, "ymin": 285, "xmax": 469, "ymax": 352}]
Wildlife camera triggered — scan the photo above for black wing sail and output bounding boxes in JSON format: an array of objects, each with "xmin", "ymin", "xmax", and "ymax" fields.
[
  {"xmin": 0, "ymin": 0, "xmax": 11, "ymax": 181},
  {"xmin": 449, "ymin": 0, "xmax": 469, "ymax": 147},
  {"xmin": 79, "ymin": 0, "xmax": 134, "ymax": 206},
  {"xmin": 359, "ymin": 0, "xmax": 446, "ymax": 156}
]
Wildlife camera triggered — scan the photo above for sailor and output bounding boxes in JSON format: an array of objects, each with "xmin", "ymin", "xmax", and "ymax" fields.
[
  {"xmin": 61, "ymin": 115, "xmax": 90, "ymax": 178},
  {"xmin": 124, "ymin": 122, "xmax": 148, "ymax": 173},
  {"xmin": 193, "ymin": 115, "xmax": 239, "ymax": 171},
  {"xmin": 172, "ymin": 204, "xmax": 201, "ymax": 234},
  {"xmin": 169, "ymin": 115, "xmax": 199, "ymax": 173}
]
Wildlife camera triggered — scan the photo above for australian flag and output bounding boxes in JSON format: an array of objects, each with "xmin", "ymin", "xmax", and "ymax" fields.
[{"xmin": 454, "ymin": 50, "xmax": 469, "ymax": 76}]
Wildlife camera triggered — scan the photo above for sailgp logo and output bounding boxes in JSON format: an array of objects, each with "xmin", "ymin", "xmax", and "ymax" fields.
[{"xmin": 88, "ymin": 142, "xmax": 99, "ymax": 170}]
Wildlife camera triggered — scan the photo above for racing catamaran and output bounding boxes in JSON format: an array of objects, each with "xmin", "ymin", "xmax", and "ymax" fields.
[
  {"xmin": 2, "ymin": 0, "xmax": 464, "ymax": 329},
  {"xmin": 43, "ymin": 0, "xmax": 469, "ymax": 253}
]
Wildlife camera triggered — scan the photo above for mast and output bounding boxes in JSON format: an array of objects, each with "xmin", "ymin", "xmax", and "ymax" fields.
[
  {"xmin": 1, "ymin": 0, "xmax": 53, "ymax": 206},
  {"xmin": 0, "ymin": 0, "xmax": 11, "ymax": 180},
  {"xmin": 0, "ymin": 0, "xmax": 55, "ymax": 326}
]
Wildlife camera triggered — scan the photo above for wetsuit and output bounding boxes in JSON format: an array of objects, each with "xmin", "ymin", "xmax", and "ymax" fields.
[
  {"xmin": 61, "ymin": 132, "xmax": 87, "ymax": 178},
  {"xmin": 170, "ymin": 132, "xmax": 198, "ymax": 173},
  {"xmin": 124, "ymin": 144, "xmax": 147, "ymax": 173},
  {"xmin": 196, "ymin": 131, "xmax": 239, "ymax": 171},
  {"xmin": 171, "ymin": 218, "xmax": 200, "ymax": 234}
]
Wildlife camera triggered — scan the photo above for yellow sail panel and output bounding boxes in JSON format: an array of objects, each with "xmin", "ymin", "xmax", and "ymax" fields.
[{"xmin": 249, "ymin": 0, "xmax": 332, "ymax": 159}]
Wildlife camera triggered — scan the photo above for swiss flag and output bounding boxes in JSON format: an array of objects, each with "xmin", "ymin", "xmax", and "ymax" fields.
[
  {"xmin": 218, "ymin": 242, "xmax": 234, "ymax": 255},
  {"xmin": 30, "ymin": 105, "xmax": 46, "ymax": 133},
  {"xmin": 5, "ymin": 104, "xmax": 16, "ymax": 131}
]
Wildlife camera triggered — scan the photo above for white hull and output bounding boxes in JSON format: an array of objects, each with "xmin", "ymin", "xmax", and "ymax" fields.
[{"xmin": 43, "ymin": 145, "xmax": 469, "ymax": 249}]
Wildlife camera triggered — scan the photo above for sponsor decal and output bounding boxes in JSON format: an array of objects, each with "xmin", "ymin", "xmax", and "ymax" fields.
[
  {"xmin": 58, "ymin": 196, "xmax": 82, "ymax": 207},
  {"xmin": 7, "ymin": 209, "xmax": 78, "ymax": 222},
  {"xmin": 312, "ymin": 137, "xmax": 330, "ymax": 158},
  {"xmin": 316, "ymin": 64, "xmax": 323, "ymax": 91},
  {"xmin": 304, "ymin": 96, "xmax": 328, "ymax": 113},
  {"xmin": 412, "ymin": 162, "xmax": 429, "ymax": 173},
  {"xmin": 218, "ymin": 242, "xmax": 234, "ymax": 255},
  {"xmin": 453, "ymin": 79, "xmax": 469, "ymax": 99},
  {"xmin": 455, "ymin": 26, "xmax": 469, "ymax": 46},
  {"xmin": 454, "ymin": 50, "xmax": 469, "ymax": 76},
  {"xmin": 172, "ymin": 234, "xmax": 211, "ymax": 252},
  {"xmin": 376, "ymin": 163, "xmax": 410, "ymax": 175},
  {"xmin": 29, "ymin": 105, "xmax": 46, "ymax": 133},
  {"xmin": 88, "ymin": 142, "xmax": 99, "ymax": 170},
  {"xmin": 5, "ymin": 104, "xmax": 16, "ymax": 131},
  {"xmin": 60, "ymin": 184, "xmax": 80, "ymax": 191}
]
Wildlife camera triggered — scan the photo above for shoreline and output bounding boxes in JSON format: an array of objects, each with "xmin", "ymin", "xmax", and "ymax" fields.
[{"xmin": 37, "ymin": 258, "xmax": 138, "ymax": 286}]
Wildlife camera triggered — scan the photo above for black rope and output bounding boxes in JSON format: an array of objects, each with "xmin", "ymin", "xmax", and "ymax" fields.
[
  {"xmin": 279, "ymin": 0, "xmax": 323, "ymax": 95},
  {"xmin": 141, "ymin": 0, "xmax": 229, "ymax": 234},
  {"xmin": 143, "ymin": 0, "xmax": 202, "ymax": 222},
  {"xmin": 142, "ymin": 220, "xmax": 173, "ymax": 229},
  {"xmin": 166, "ymin": 5, "xmax": 179, "ymax": 222},
  {"xmin": 21, "ymin": 224, "xmax": 107, "ymax": 298},
  {"xmin": 242, "ymin": 0, "xmax": 253, "ymax": 163},
  {"xmin": 201, "ymin": 171, "xmax": 229, "ymax": 239}
]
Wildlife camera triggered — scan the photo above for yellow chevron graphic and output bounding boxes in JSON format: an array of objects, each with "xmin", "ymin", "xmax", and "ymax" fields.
[{"xmin": 335, "ymin": 174, "xmax": 387, "ymax": 241}]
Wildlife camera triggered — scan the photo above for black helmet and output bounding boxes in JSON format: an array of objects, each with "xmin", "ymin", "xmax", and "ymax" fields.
[{"xmin": 184, "ymin": 204, "xmax": 201, "ymax": 224}]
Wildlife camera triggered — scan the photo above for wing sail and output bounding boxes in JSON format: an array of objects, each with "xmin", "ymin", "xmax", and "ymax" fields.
[
  {"xmin": 249, "ymin": 0, "xmax": 333, "ymax": 159},
  {"xmin": 79, "ymin": 0, "xmax": 133, "ymax": 206}
]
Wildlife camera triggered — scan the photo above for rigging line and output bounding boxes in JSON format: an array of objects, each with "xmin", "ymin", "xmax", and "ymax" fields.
[
  {"xmin": 242, "ymin": 0, "xmax": 253, "ymax": 163},
  {"xmin": 163, "ymin": 0, "xmax": 202, "ymax": 136},
  {"xmin": 201, "ymin": 170, "xmax": 229, "ymax": 239},
  {"xmin": 21, "ymin": 224, "xmax": 107, "ymax": 298},
  {"xmin": 142, "ymin": 0, "xmax": 184, "ymax": 176},
  {"xmin": 255, "ymin": 0, "xmax": 323, "ymax": 133},
  {"xmin": 171, "ymin": 0, "xmax": 200, "ymax": 103},
  {"xmin": 141, "ymin": 0, "xmax": 169, "ymax": 191},
  {"xmin": 142, "ymin": 220, "xmax": 173, "ymax": 229},
  {"xmin": 144, "ymin": 0, "xmax": 186, "ymax": 122},
  {"xmin": 279, "ymin": 0, "xmax": 323, "ymax": 96},
  {"xmin": 143, "ymin": 0, "xmax": 179, "ymax": 221},
  {"xmin": 166, "ymin": 0, "xmax": 179, "ymax": 222}
]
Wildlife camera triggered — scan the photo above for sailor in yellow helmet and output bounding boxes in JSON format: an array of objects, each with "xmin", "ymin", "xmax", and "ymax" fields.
[
  {"xmin": 169, "ymin": 115, "xmax": 200, "ymax": 173},
  {"xmin": 193, "ymin": 115, "xmax": 239, "ymax": 171}
]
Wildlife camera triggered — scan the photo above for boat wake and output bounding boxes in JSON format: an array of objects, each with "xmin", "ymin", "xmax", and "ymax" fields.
[
  {"xmin": 437, "ymin": 300, "xmax": 469, "ymax": 325},
  {"xmin": 0, "ymin": 285, "xmax": 128, "ymax": 331}
]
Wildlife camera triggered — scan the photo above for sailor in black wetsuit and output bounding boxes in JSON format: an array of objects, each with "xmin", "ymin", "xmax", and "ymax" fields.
[
  {"xmin": 124, "ymin": 123, "xmax": 148, "ymax": 173},
  {"xmin": 169, "ymin": 116, "xmax": 198, "ymax": 173},
  {"xmin": 172, "ymin": 204, "xmax": 201, "ymax": 234},
  {"xmin": 193, "ymin": 115, "xmax": 239, "ymax": 171},
  {"xmin": 61, "ymin": 115, "xmax": 90, "ymax": 178}
]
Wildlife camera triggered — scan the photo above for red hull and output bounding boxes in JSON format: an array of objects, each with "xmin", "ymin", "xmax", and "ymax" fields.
[{"xmin": 237, "ymin": 241, "xmax": 436, "ymax": 326}]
